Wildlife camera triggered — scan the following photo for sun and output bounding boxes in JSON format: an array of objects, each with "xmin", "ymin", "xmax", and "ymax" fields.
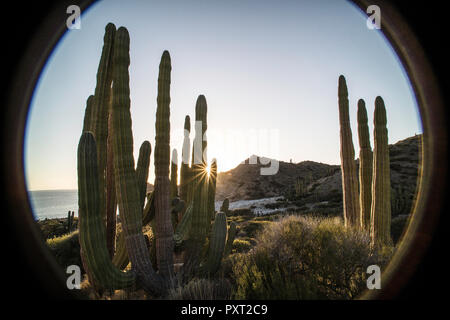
[{"xmin": 205, "ymin": 165, "xmax": 211, "ymax": 176}]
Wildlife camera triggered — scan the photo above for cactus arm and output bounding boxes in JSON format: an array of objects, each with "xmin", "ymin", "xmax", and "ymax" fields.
[
  {"xmin": 154, "ymin": 50, "xmax": 175, "ymax": 279},
  {"xmin": 357, "ymin": 99, "xmax": 373, "ymax": 230},
  {"xmin": 170, "ymin": 148, "xmax": 179, "ymax": 199},
  {"xmin": 205, "ymin": 212, "xmax": 227, "ymax": 274},
  {"xmin": 208, "ymin": 158, "xmax": 217, "ymax": 221},
  {"xmin": 180, "ymin": 115, "xmax": 191, "ymax": 205},
  {"xmin": 77, "ymin": 132, "xmax": 135, "ymax": 289},
  {"xmin": 112, "ymin": 191, "xmax": 155, "ymax": 270},
  {"xmin": 174, "ymin": 204, "xmax": 193, "ymax": 247},
  {"xmin": 338, "ymin": 75, "xmax": 360, "ymax": 227},
  {"xmin": 106, "ymin": 103, "xmax": 117, "ymax": 258},
  {"xmin": 223, "ymin": 221, "xmax": 237, "ymax": 257},
  {"xmin": 136, "ymin": 141, "xmax": 152, "ymax": 209},
  {"xmin": 90, "ymin": 23, "xmax": 116, "ymax": 227},
  {"xmin": 82, "ymin": 95, "xmax": 95, "ymax": 132},
  {"xmin": 370, "ymin": 96, "xmax": 392, "ymax": 245},
  {"xmin": 111, "ymin": 27, "xmax": 163, "ymax": 295},
  {"xmin": 220, "ymin": 198, "xmax": 230, "ymax": 215}
]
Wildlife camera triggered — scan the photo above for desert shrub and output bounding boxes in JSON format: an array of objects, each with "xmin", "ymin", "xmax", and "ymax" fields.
[
  {"xmin": 38, "ymin": 218, "xmax": 78, "ymax": 240},
  {"xmin": 242, "ymin": 221, "xmax": 271, "ymax": 238},
  {"xmin": 391, "ymin": 215, "xmax": 410, "ymax": 244},
  {"xmin": 167, "ymin": 278, "xmax": 231, "ymax": 300},
  {"xmin": 229, "ymin": 208, "xmax": 253, "ymax": 216},
  {"xmin": 231, "ymin": 215, "xmax": 392, "ymax": 300},
  {"xmin": 232, "ymin": 239, "xmax": 253, "ymax": 253},
  {"xmin": 46, "ymin": 230, "xmax": 83, "ymax": 273}
]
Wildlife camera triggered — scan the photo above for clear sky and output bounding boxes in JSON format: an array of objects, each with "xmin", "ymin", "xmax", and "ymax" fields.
[{"xmin": 25, "ymin": 0, "xmax": 422, "ymax": 191}]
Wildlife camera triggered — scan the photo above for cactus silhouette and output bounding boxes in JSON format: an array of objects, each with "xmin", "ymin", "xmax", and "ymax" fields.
[
  {"xmin": 357, "ymin": 99, "xmax": 373, "ymax": 230},
  {"xmin": 78, "ymin": 24, "xmax": 231, "ymax": 296},
  {"xmin": 171, "ymin": 149, "xmax": 179, "ymax": 199},
  {"xmin": 370, "ymin": 96, "xmax": 392, "ymax": 245},
  {"xmin": 338, "ymin": 75, "xmax": 360, "ymax": 227}
]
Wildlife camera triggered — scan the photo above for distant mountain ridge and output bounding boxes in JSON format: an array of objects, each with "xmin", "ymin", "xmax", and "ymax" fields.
[{"xmin": 215, "ymin": 134, "xmax": 422, "ymax": 218}]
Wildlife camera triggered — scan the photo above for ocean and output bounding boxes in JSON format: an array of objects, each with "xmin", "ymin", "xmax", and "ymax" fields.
[
  {"xmin": 28, "ymin": 189, "xmax": 284, "ymax": 221},
  {"xmin": 29, "ymin": 190, "xmax": 78, "ymax": 220}
]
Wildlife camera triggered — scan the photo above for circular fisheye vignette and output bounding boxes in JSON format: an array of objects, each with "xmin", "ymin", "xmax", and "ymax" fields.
[
  {"xmin": 4, "ymin": 0, "xmax": 94, "ymax": 299},
  {"xmin": 6, "ymin": 0, "xmax": 446, "ymax": 299},
  {"xmin": 350, "ymin": 0, "xmax": 447, "ymax": 299}
]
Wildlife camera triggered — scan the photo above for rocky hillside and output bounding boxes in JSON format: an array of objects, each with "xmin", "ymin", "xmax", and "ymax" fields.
[{"xmin": 216, "ymin": 134, "xmax": 422, "ymax": 217}]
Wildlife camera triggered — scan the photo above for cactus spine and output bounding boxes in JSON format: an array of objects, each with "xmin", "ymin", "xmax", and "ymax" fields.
[
  {"xmin": 338, "ymin": 75, "xmax": 360, "ymax": 228},
  {"xmin": 170, "ymin": 149, "xmax": 178, "ymax": 198},
  {"xmin": 370, "ymin": 96, "xmax": 392, "ymax": 245},
  {"xmin": 357, "ymin": 99, "xmax": 373, "ymax": 230},
  {"xmin": 154, "ymin": 50, "xmax": 174, "ymax": 279}
]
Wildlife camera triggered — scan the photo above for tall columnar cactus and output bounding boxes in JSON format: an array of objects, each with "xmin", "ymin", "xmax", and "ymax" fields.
[
  {"xmin": 370, "ymin": 96, "xmax": 392, "ymax": 245},
  {"xmin": 208, "ymin": 158, "xmax": 217, "ymax": 221},
  {"xmin": 67, "ymin": 211, "xmax": 72, "ymax": 232},
  {"xmin": 338, "ymin": 75, "xmax": 360, "ymax": 228},
  {"xmin": 171, "ymin": 149, "xmax": 179, "ymax": 199},
  {"xmin": 220, "ymin": 198, "xmax": 230, "ymax": 215},
  {"xmin": 154, "ymin": 50, "xmax": 174, "ymax": 280},
  {"xmin": 180, "ymin": 115, "xmax": 191, "ymax": 204},
  {"xmin": 82, "ymin": 95, "xmax": 95, "ymax": 132},
  {"xmin": 79, "ymin": 23, "xmax": 232, "ymax": 295},
  {"xmin": 357, "ymin": 99, "xmax": 373, "ymax": 230},
  {"xmin": 187, "ymin": 95, "xmax": 210, "ymax": 266},
  {"xmin": 136, "ymin": 141, "xmax": 152, "ymax": 209},
  {"xmin": 110, "ymin": 26, "xmax": 163, "ymax": 294},
  {"xmin": 91, "ymin": 23, "xmax": 116, "ymax": 227},
  {"xmin": 223, "ymin": 221, "xmax": 237, "ymax": 256},
  {"xmin": 77, "ymin": 132, "xmax": 136, "ymax": 289},
  {"xmin": 105, "ymin": 103, "xmax": 116, "ymax": 258},
  {"xmin": 205, "ymin": 211, "xmax": 227, "ymax": 274}
]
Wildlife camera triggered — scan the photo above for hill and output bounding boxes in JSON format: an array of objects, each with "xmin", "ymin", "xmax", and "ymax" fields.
[{"xmin": 216, "ymin": 134, "xmax": 422, "ymax": 217}]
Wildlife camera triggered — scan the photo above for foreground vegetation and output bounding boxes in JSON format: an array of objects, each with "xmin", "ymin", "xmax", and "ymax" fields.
[{"xmin": 40, "ymin": 211, "xmax": 398, "ymax": 299}]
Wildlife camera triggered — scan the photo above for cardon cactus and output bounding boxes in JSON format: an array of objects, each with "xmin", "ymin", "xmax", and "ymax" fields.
[
  {"xmin": 153, "ymin": 50, "xmax": 174, "ymax": 279},
  {"xmin": 91, "ymin": 23, "xmax": 115, "ymax": 226},
  {"xmin": 338, "ymin": 75, "xmax": 360, "ymax": 227},
  {"xmin": 78, "ymin": 23, "xmax": 230, "ymax": 296},
  {"xmin": 112, "ymin": 141, "xmax": 152, "ymax": 269},
  {"xmin": 173, "ymin": 204, "xmax": 193, "ymax": 247},
  {"xmin": 370, "ymin": 96, "xmax": 392, "ymax": 245},
  {"xmin": 205, "ymin": 211, "xmax": 227, "ymax": 274},
  {"xmin": 220, "ymin": 198, "xmax": 230, "ymax": 215},
  {"xmin": 180, "ymin": 115, "xmax": 191, "ymax": 205},
  {"xmin": 357, "ymin": 99, "xmax": 373, "ymax": 230},
  {"xmin": 105, "ymin": 104, "xmax": 117, "ymax": 257},
  {"xmin": 77, "ymin": 132, "xmax": 136, "ymax": 289},
  {"xmin": 185, "ymin": 95, "xmax": 210, "ymax": 271},
  {"xmin": 170, "ymin": 149, "xmax": 178, "ymax": 199},
  {"xmin": 110, "ymin": 26, "xmax": 163, "ymax": 294},
  {"xmin": 208, "ymin": 158, "xmax": 217, "ymax": 221},
  {"xmin": 223, "ymin": 221, "xmax": 237, "ymax": 256}
]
